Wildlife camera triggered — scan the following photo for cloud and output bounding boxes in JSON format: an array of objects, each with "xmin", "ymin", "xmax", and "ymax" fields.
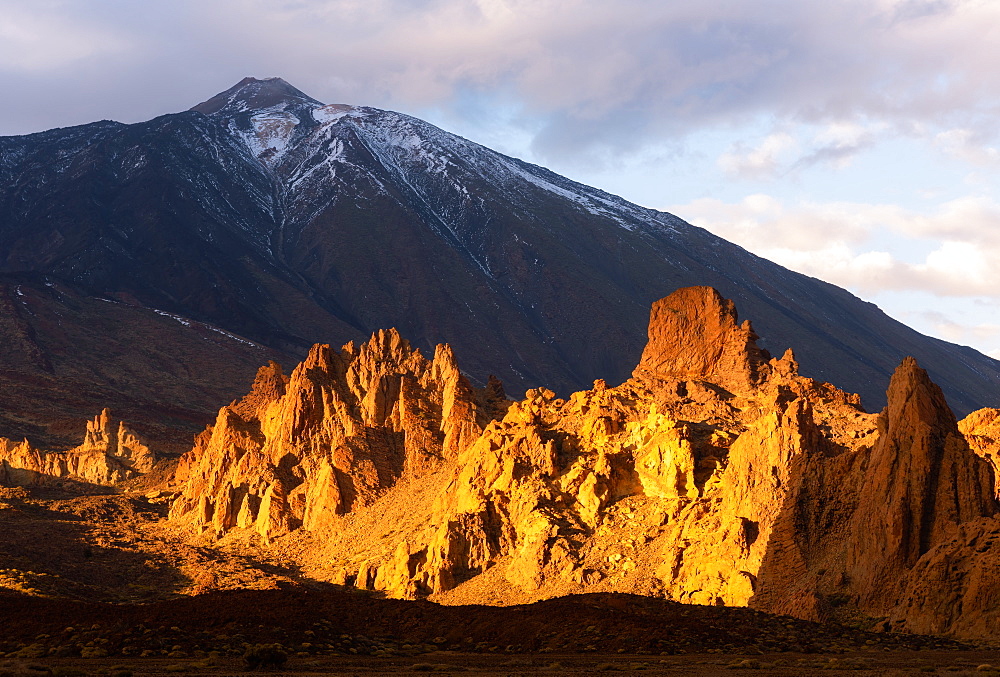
[
  {"xmin": 676, "ymin": 194, "xmax": 882, "ymax": 252},
  {"xmin": 918, "ymin": 310, "xmax": 966, "ymax": 341},
  {"xmin": 792, "ymin": 122, "xmax": 880, "ymax": 170},
  {"xmin": 671, "ymin": 192, "xmax": 1000, "ymax": 357},
  {"xmin": 0, "ymin": 3, "xmax": 132, "ymax": 72},
  {"xmin": 917, "ymin": 310, "xmax": 1000, "ymax": 357},
  {"xmin": 670, "ymin": 194, "xmax": 1000, "ymax": 298},
  {"xmin": 1, "ymin": 0, "xmax": 1000, "ymax": 161},
  {"xmin": 717, "ymin": 121, "xmax": 883, "ymax": 179},
  {"xmin": 935, "ymin": 128, "xmax": 1000, "ymax": 165},
  {"xmin": 718, "ymin": 133, "xmax": 798, "ymax": 179}
]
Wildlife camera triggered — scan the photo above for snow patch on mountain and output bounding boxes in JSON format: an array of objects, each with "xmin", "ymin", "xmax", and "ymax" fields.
[
  {"xmin": 212, "ymin": 88, "xmax": 680, "ymax": 248},
  {"xmin": 313, "ymin": 104, "xmax": 354, "ymax": 124},
  {"xmin": 247, "ymin": 112, "xmax": 300, "ymax": 165}
]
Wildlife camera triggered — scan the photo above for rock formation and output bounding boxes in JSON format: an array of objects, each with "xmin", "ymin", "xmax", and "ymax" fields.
[
  {"xmin": 168, "ymin": 330, "xmax": 500, "ymax": 542},
  {"xmin": 632, "ymin": 286, "xmax": 773, "ymax": 393},
  {"xmin": 748, "ymin": 356, "xmax": 998, "ymax": 630},
  {"xmin": 0, "ymin": 409, "xmax": 155, "ymax": 486},
  {"xmin": 846, "ymin": 358, "xmax": 995, "ymax": 607},
  {"xmin": 958, "ymin": 407, "xmax": 1000, "ymax": 497},
  {"xmin": 164, "ymin": 285, "xmax": 1000, "ymax": 639}
]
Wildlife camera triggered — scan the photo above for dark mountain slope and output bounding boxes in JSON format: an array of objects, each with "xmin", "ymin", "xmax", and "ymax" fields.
[
  {"xmin": 0, "ymin": 76, "xmax": 996, "ymax": 420},
  {"xmin": 0, "ymin": 274, "xmax": 285, "ymax": 451}
]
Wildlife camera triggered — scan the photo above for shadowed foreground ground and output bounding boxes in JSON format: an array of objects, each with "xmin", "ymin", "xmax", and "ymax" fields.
[{"xmin": 1, "ymin": 586, "xmax": 997, "ymax": 675}]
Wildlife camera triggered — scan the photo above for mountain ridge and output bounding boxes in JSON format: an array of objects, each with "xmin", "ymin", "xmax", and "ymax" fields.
[{"xmin": 0, "ymin": 76, "xmax": 997, "ymax": 432}]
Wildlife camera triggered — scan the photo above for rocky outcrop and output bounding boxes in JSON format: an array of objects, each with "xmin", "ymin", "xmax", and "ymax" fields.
[
  {"xmin": 632, "ymin": 286, "xmax": 773, "ymax": 393},
  {"xmin": 167, "ymin": 289, "xmax": 857, "ymax": 592},
  {"xmin": 742, "ymin": 357, "xmax": 999, "ymax": 633},
  {"xmin": 321, "ymin": 290, "xmax": 868, "ymax": 608},
  {"xmin": 958, "ymin": 407, "xmax": 1000, "ymax": 497},
  {"xmin": 0, "ymin": 409, "xmax": 155, "ymax": 486},
  {"xmin": 846, "ymin": 358, "xmax": 996, "ymax": 610},
  {"xmin": 168, "ymin": 329, "xmax": 494, "ymax": 542},
  {"xmin": 164, "ymin": 285, "xmax": 1000, "ymax": 639}
]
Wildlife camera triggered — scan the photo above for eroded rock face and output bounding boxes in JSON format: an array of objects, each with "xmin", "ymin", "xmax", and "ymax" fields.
[
  {"xmin": 165, "ymin": 285, "xmax": 1000, "ymax": 639},
  {"xmin": 168, "ymin": 329, "xmax": 493, "ymax": 542},
  {"xmin": 633, "ymin": 286, "xmax": 774, "ymax": 393},
  {"xmin": 959, "ymin": 407, "xmax": 1000, "ymax": 498},
  {"xmin": 846, "ymin": 358, "xmax": 996, "ymax": 610},
  {"xmin": 304, "ymin": 288, "xmax": 874, "ymax": 608},
  {"xmin": 0, "ymin": 409, "xmax": 155, "ymax": 486},
  {"xmin": 747, "ymin": 357, "xmax": 998, "ymax": 631}
]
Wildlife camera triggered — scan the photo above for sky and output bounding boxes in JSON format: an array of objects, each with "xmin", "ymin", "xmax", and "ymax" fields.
[{"xmin": 2, "ymin": 0, "xmax": 1000, "ymax": 358}]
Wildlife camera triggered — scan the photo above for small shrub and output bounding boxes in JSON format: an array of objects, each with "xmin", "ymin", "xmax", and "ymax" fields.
[
  {"xmin": 80, "ymin": 646, "xmax": 108, "ymax": 659},
  {"xmin": 243, "ymin": 644, "xmax": 288, "ymax": 670},
  {"xmin": 12, "ymin": 645, "xmax": 47, "ymax": 660},
  {"xmin": 726, "ymin": 659, "xmax": 761, "ymax": 670},
  {"xmin": 51, "ymin": 646, "xmax": 79, "ymax": 658}
]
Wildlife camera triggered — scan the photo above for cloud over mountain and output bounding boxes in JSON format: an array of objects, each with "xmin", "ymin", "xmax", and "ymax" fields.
[{"xmin": 3, "ymin": 0, "xmax": 1000, "ymax": 160}]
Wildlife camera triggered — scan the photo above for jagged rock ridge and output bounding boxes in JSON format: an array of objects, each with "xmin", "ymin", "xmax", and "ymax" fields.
[
  {"xmin": 166, "ymin": 286, "xmax": 1000, "ymax": 639},
  {"xmin": 169, "ymin": 329, "xmax": 504, "ymax": 542}
]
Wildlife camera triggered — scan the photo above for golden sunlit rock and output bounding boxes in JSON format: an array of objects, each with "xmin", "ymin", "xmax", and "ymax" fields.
[
  {"xmin": 0, "ymin": 408, "xmax": 155, "ymax": 486},
  {"xmin": 13, "ymin": 286, "xmax": 995, "ymax": 639}
]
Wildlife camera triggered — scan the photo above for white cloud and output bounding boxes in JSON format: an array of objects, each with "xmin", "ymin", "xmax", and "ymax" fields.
[
  {"xmin": 915, "ymin": 311, "xmax": 1000, "ymax": 357},
  {"xmin": 2, "ymin": 0, "xmax": 1000, "ymax": 159},
  {"xmin": 792, "ymin": 121, "xmax": 880, "ymax": 169},
  {"xmin": 670, "ymin": 194, "xmax": 1000, "ymax": 297},
  {"xmin": 887, "ymin": 196, "xmax": 1000, "ymax": 245},
  {"xmin": 919, "ymin": 310, "xmax": 965, "ymax": 341},
  {"xmin": 676, "ymin": 194, "xmax": 879, "ymax": 252},
  {"xmin": 717, "ymin": 121, "xmax": 886, "ymax": 180},
  {"xmin": 718, "ymin": 133, "xmax": 798, "ymax": 179},
  {"xmin": 0, "ymin": 4, "xmax": 131, "ymax": 72},
  {"xmin": 935, "ymin": 128, "xmax": 1000, "ymax": 165},
  {"xmin": 671, "ymin": 192, "xmax": 1000, "ymax": 356}
]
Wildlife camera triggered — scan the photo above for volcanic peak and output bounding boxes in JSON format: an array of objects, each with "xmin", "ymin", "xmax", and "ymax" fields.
[{"xmin": 190, "ymin": 76, "xmax": 323, "ymax": 116}]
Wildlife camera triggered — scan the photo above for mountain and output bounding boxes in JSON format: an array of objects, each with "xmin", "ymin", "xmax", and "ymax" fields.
[
  {"xmin": 0, "ymin": 274, "xmax": 283, "ymax": 451},
  {"xmin": 0, "ymin": 75, "xmax": 998, "ymax": 437}
]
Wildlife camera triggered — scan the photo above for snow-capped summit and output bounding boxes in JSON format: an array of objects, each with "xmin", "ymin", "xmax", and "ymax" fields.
[
  {"xmin": 190, "ymin": 76, "xmax": 322, "ymax": 117},
  {"xmin": 0, "ymin": 78, "xmax": 997, "ymax": 415}
]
